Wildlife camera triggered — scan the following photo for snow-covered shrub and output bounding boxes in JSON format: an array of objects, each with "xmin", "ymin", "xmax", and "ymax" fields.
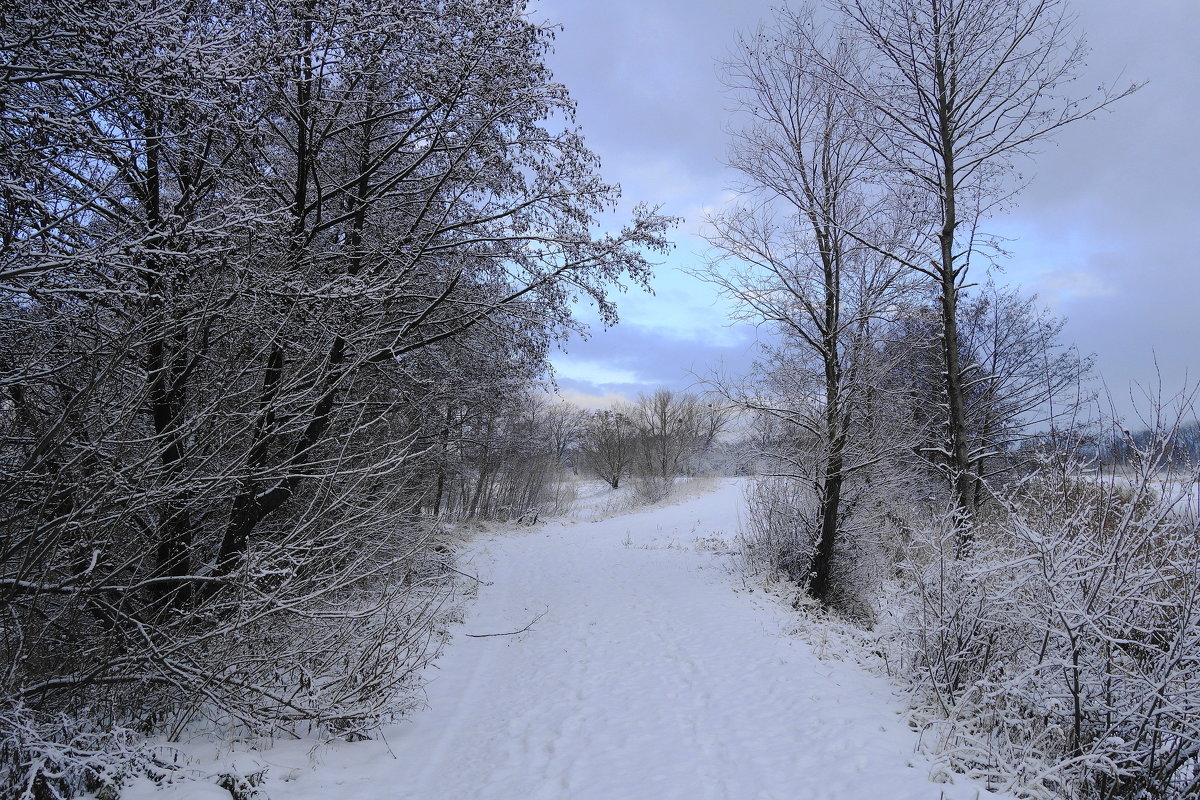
[
  {"xmin": 0, "ymin": 511, "xmax": 457, "ymax": 793},
  {"xmin": 539, "ymin": 473, "xmax": 580, "ymax": 517},
  {"xmin": 891, "ymin": 440, "xmax": 1200, "ymax": 799},
  {"xmin": 738, "ymin": 475, "xmax": 900, "ymax": 622},
  {"xmin": 737, "ymin": 477, "xmax": 815, "ymax": 583},
  {"xmin": 186, "ymin": 525, "xmax": 456, "ymax": 737},
  {"xmin": 629, "ymin": 472, "xmax": 675, "ymax": 505},
  {"xmin": 216, "ymin": 769, "xmax": 269, "ymax": 800},
  {"xmin": 0, "ymin": 705, "xmax": 177, "ymax": 800}
]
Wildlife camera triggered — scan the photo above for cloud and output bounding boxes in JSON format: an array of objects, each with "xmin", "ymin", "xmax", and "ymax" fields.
[
  {"xmin": 547, "ymin": 388, "xmax": 635, "ymax": 410},
  {"xmin": 549, "ymin": 357, "xmax": 643, "ymax": 387},
  {"xmin": 1030, "ymin": 270, "xmax": 1115, "ymax": 304},
  {"xmin": 552, "ymin": 316, "xmax": 759, "ymax": 398}
]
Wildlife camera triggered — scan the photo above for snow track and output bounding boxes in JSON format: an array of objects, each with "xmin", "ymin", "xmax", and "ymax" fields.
[{"xmin": 148, "ymin": 479, "xmax": 1010, "ymax": 800}]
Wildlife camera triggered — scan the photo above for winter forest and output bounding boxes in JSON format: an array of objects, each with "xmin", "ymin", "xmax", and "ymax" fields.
[{"xmin": 2, "ymin": 0, "xmax": 1198, "ymax": 798}]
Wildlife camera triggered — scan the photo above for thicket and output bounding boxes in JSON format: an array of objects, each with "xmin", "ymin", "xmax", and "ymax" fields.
[
  {"xmin": 889, "ymin": 410, "xmax": 1200, "ymax": 799},
  {"xmin": 0, "ymin": 0, "xmax": 669, "ymax": 795}
]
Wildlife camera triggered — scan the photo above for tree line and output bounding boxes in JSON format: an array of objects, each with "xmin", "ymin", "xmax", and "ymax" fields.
[
  {"xmin": 0, "ymin": 0, "xmax": 671, "ymax": 794},
  {"xmin": 418, "ymin": 387, "xmax": 733, "ymax": 521}
]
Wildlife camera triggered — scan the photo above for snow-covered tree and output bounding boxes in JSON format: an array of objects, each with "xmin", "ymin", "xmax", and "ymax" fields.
[
  {"xmin": 825, "ymin": 0, "xmax": 1136, "ymax": 548},
  {"xmin": 0, "ymin": 0, "xmax": 670, "ymax": 792},
  {"xmin": 579, "ymin": 407, "xmax": 637, "ymax": 490},
  {"xmin": 704, "ymin": 8, "xmax": 917, "ymax": 602}
]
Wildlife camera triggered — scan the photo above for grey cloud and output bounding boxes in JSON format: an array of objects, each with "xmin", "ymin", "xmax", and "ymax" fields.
[{"xmin": 552, "ymin": 319, "xmax": 759, "ymax": 401}]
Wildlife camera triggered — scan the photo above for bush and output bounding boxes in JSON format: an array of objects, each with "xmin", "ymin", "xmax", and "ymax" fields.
[
  {"xmin": 890, "ymin": 453, "xmax": 1200, "ymax": 799},
  {"xmin": 0, "ymin": 706, "xmax": 177, "ymax": 800},
  {"xmin": 738, "ymin": 477, "xmax": 815, "ymax": 583}
]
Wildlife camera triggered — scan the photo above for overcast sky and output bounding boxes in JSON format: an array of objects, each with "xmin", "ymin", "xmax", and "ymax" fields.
[{"xmin": 533, "ymin": 0, "xmax": 1199, "ymax": 422}]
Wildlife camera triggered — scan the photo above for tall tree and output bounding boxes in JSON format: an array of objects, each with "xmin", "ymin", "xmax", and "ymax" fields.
[
  {"xmin": 705, "ymin": 8, "xmax": 914, "ymax": 601},
  {"xmin": 829, "ymin": 0, "xmax": 1135, "ymax": 549}
]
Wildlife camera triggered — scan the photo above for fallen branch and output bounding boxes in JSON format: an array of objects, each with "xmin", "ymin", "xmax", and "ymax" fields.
[
  {"xmin": 447, "ymin": 565, "xmax": 493, "ymax": 586},
  {"xmin": 465, "ymin": 609, "xmax": 547, "ymax": 638}
]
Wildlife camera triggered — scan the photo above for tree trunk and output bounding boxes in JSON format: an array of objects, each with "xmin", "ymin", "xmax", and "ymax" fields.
[
  {"xmin": 933, "ymin": 20, "xmax": 977, "ymax": 553},
  {"xmin": 809, "ymin": 464, "xmax": 843, "ymax": 602}
]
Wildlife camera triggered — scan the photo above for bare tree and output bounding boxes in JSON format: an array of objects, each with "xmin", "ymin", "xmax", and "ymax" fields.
[
  {"xmin": 627, "ymin": 389, "xmax": 727, "ymax": 501},
  {"xmin": 704, "ymin": 8, "xmax": 916, "ymax": 601},
  {"xmin": 958, "ymin": 284, "xmax": 1093, "ymax": 495},
  {"xmin": 883, "ymin": 283, "xmax": 1093, "ymax": 508},
  {"xmin": 437, "ymin": 392, "xmax": 584, "ymax": 522},
  {"xmin": 827, "ymin": 0, "xmax": 1137, "ymax": 548},
  {"xmin": 578, "ymin": 406, "xmax": 636, "ymax": 489}
]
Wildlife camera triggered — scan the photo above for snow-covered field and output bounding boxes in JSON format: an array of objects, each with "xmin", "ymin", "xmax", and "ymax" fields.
[
  {"xmin": 130, "ymin": 479, "xmax": 1012, "ymax": 800},
  {"xmin": 1083, "ymin": 469, "xmax": 1200, "ymax": 521}
]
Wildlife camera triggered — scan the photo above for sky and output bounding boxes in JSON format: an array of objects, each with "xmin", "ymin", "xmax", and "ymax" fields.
[{"xmin": 532, "ymin": 0, "xmax": 1200, "ymax": 423}]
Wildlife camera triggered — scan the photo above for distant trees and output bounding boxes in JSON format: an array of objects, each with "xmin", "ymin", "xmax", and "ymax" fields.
[
  {"xmin": 0, "ymin": 0, "xmax": 669, "ymax": 793},
  {"xmin": 1099, "ymin": 419, "xmax": 1200, "ymax": 470},
  {"xmin": 629, "ymin": 390, "xmax": 705, "ymax": 488},
  {"xmin": 428, "ymin": 393, "xmax": 585, "ymax": 521},
  {"xmin": 576, "ymin": 391, "xmax": 732, "ymax": 496},
  {"xmin": 579, "ymin": 407, "xmax": 637, "ymax": 489}
]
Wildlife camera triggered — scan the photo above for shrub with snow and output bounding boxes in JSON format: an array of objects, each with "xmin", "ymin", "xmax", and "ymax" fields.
[{"xmin": 888, "ymin": 449, "xmax": 1200, "ymax": 799}]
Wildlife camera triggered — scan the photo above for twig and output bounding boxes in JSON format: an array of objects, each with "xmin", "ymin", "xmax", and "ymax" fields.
[
  {"xmin": 377, "ymin": 727, "xmax": 398, "ymax": 760},
  {"xmin": 447, "ymin": 565, "xmax": 493, "ymax": 586},
  {"xmin": 465, "ymin": 609, "xmax": 547, "ymax": 638}
]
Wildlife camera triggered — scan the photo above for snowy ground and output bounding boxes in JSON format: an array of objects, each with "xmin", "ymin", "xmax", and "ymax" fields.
[{"xmin": 131, "ymin": 478, "xmax": 1013, "ymax": 800}]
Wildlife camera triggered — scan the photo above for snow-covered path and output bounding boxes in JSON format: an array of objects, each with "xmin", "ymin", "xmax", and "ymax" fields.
[{"xmin": 165, "ymin": 479, "xmax": 1007, "ymax": 800}]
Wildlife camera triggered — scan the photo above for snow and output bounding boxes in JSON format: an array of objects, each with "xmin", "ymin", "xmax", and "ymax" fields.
[{"xmin": 126, "ymin": 478, "xmax": 1013, "ymax": 800}]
